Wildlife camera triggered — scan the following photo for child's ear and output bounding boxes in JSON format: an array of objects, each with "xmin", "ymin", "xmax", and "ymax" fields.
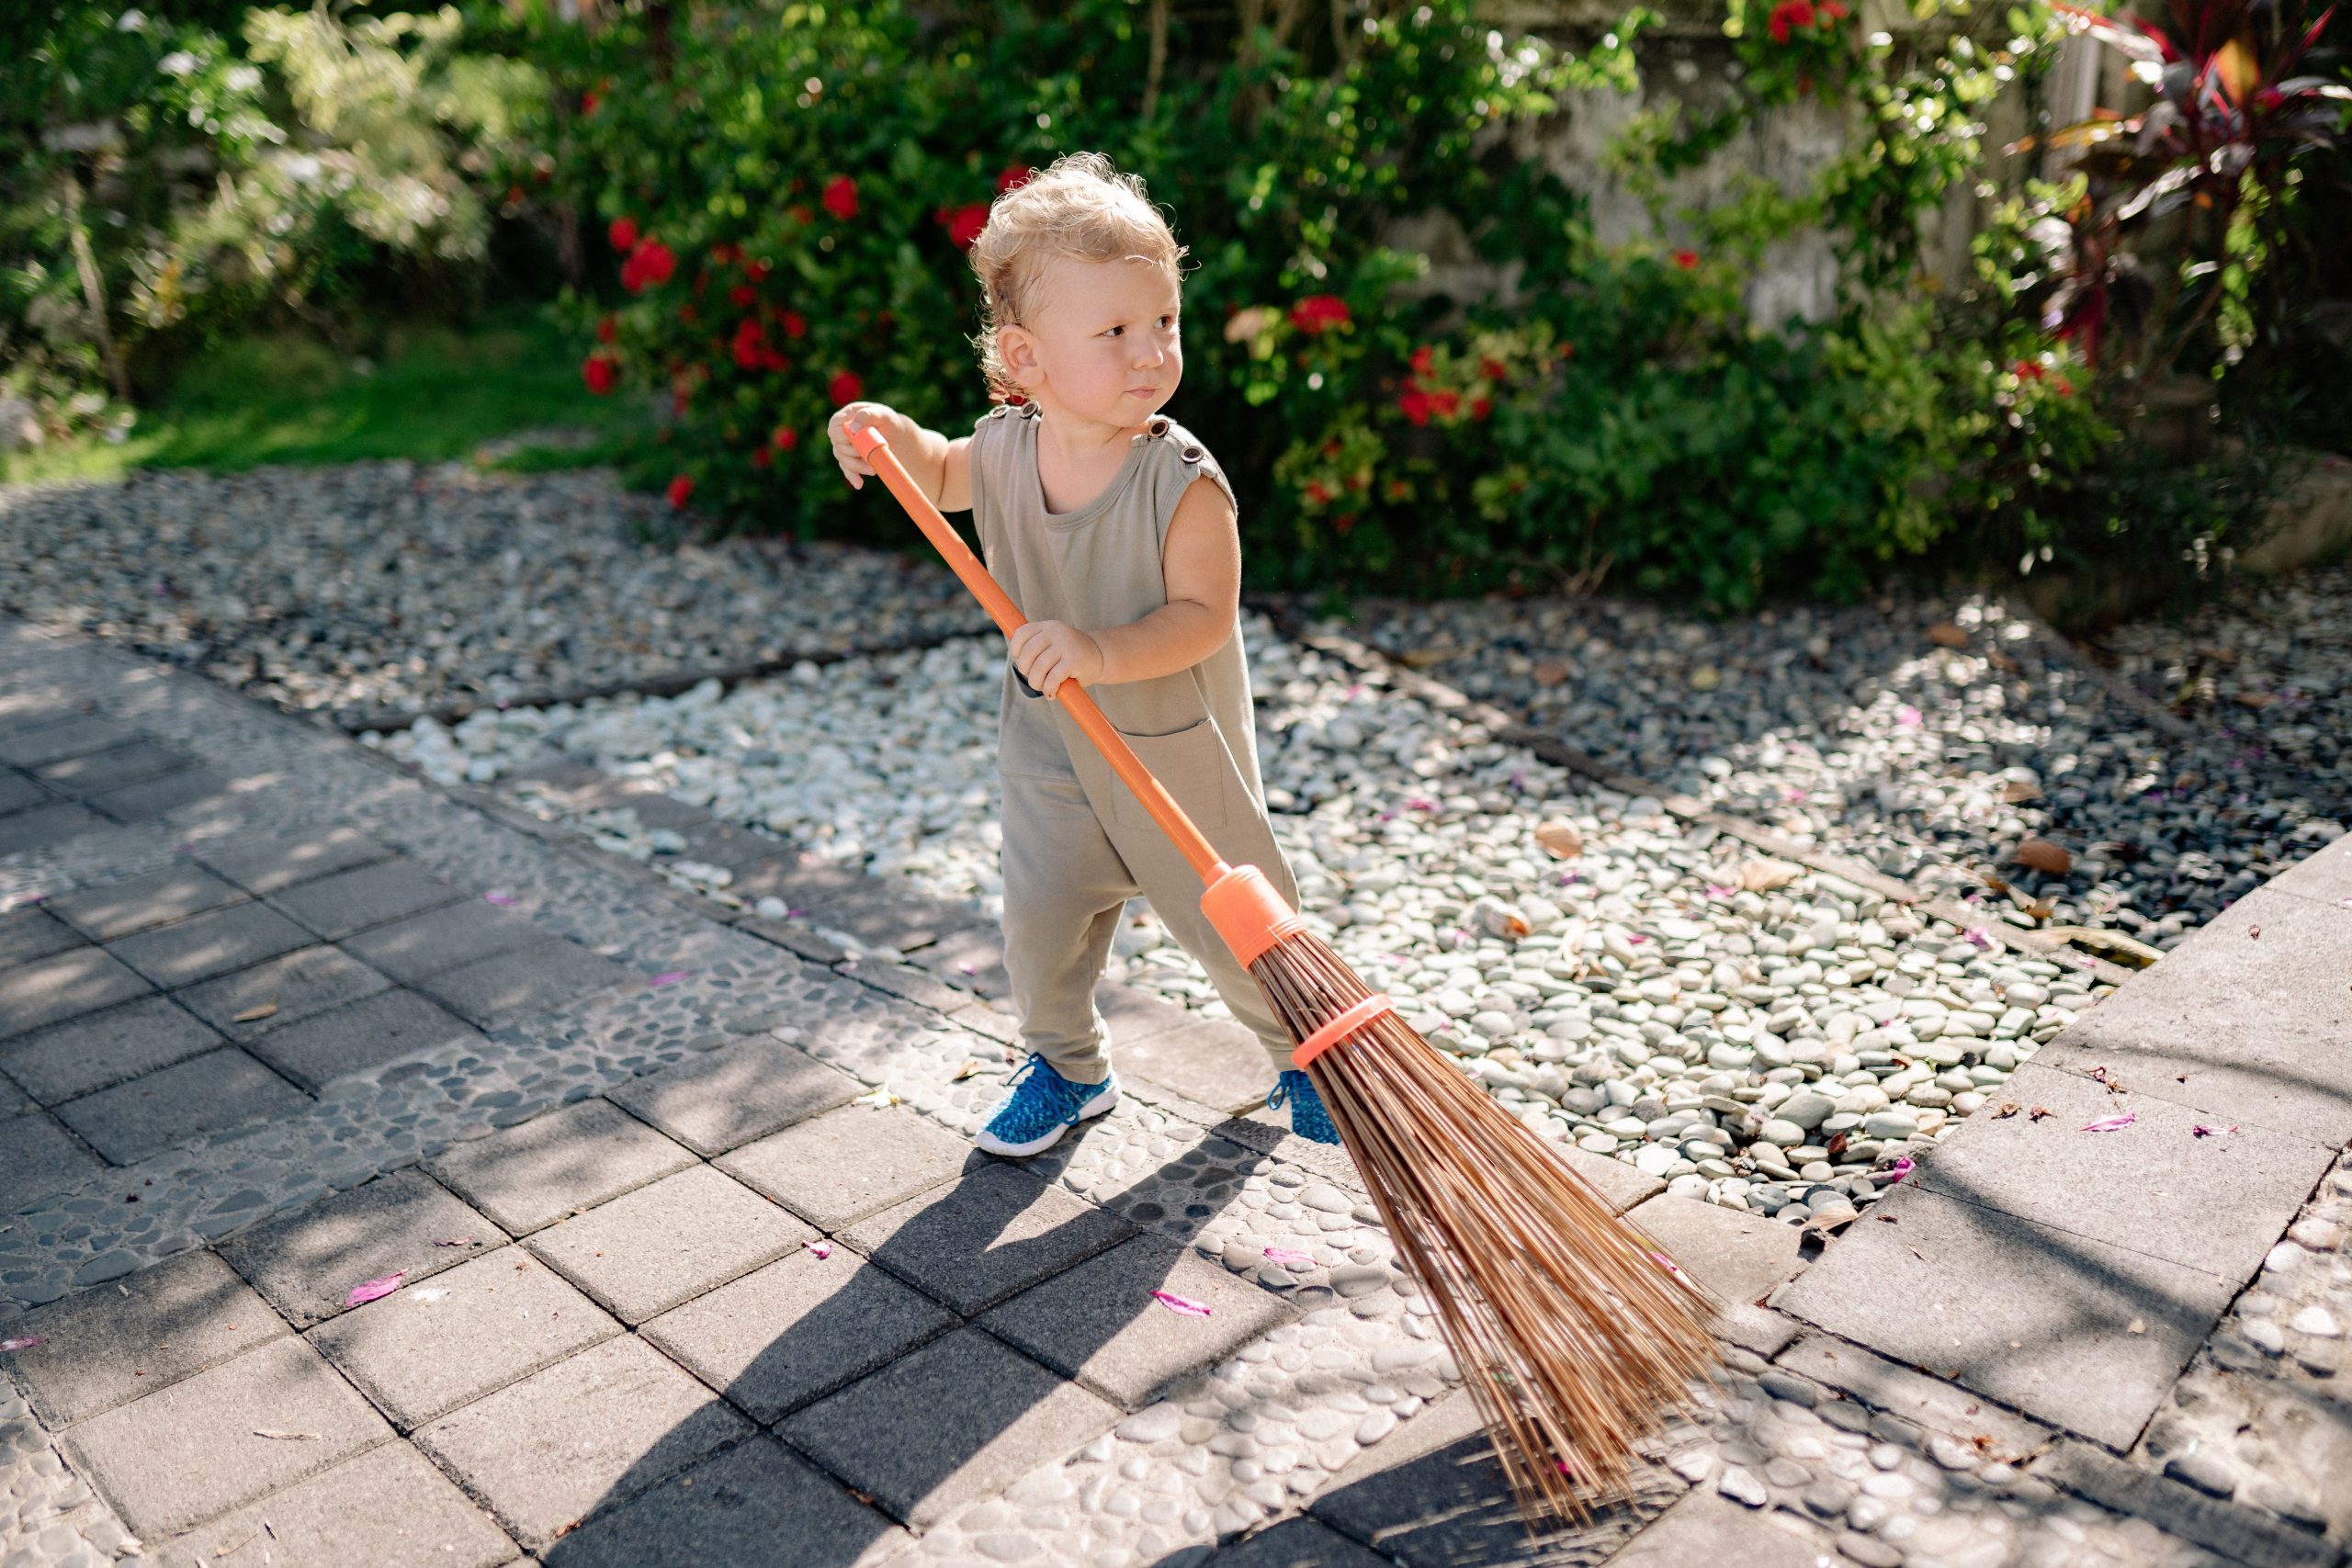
[{"xmin": 1000, "ymin": 323, "xmax": 1043, "ymax": 389}]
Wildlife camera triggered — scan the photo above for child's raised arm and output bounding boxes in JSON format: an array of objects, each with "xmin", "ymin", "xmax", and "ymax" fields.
[{"xmin": 828, "ymin": 400, "xmax": 972, "ymax": 513}]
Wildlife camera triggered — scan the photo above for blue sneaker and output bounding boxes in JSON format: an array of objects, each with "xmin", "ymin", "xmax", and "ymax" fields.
[
  {"xmin": 1268, "ymin": 1069, "xmax": 1340, "ymax": 1145},
  {"xmin": 976, "ymin": 1055, "xmax": 1120, "ymax": 1156}
]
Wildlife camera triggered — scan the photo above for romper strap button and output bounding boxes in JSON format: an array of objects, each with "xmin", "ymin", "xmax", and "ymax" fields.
[{"xmin": 1180, "ymin": 445, "xmax": 1204, "ymax": 463}]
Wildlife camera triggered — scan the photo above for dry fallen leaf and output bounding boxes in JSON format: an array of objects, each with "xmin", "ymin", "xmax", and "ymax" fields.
[
  {"xmin": 1534, "ymin": 820, "xmax": 1583, "ymax": 859},
  {"xmin": 2013, "ymin": 839, "xmax": 2073, "ymax": 875},
  {"xmin": 1928, "ymin": 623, "xmax": 1970, "ymax": 649},
  {"xmin": 2126, "ymin": 1318, "xmax": 2147, "ymax": 1335},
  {"xmin": 1993, "ymin": 1102, "xmax": 2021, "ymax": 1119},
  {"xmin": 2001, "ymin": 780, "xmax": 2041, "ymax": 804},
  {"xmin": 1987, "ymin": 650, "xmax": 2020, "ymax": 672},
  {"xmin": 1738, "ymin": 857, "xmax": 1803, "ymax": 893},
  {"xmin": 2233, "ymin": 690, "xmax": 2276, "ymax": 709},
  {"xmin": 232, "ymin": 1000, "xmax": 279, "ymax": 1023},
  {"xmin": 2029, "ymin": 1106, "xmax": 2055, "ymax": 1122},
  {"xmin": 1397, "ymin": 647, "xmax": 1451, "ymax": 669},
  {"xmin": 252, "ymin": 1429, "xmax": 319, "ymax": 1441},
  {"xmin": 1532, "ymin": 660, "xmax": 1570, "ymax": 686},
  {"xmin": 950, "ymin": 1057, "xmax": 988, "ymax": 1082}
]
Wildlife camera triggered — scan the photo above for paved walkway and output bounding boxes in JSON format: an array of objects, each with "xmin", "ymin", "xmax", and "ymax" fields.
[{"xmin": 0, "ymin": 614, "xmax": 2346, "ymax": 1567}]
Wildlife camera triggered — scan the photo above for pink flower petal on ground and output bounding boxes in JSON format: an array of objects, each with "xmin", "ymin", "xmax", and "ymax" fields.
[
  {"xmin": 1150, "ymin": 1290, "xmax": 1214, "ymax": 1318},
  {"xmin": 806, "ymin": 1240, "xmax": 832, "ymax": 1259},
  {"xmin": 647, "ymin": 971, "xmax": 689, "ymax": 987},
  {"xmin": 0, "ymin": 1336, "xmax": 48, "ymax": 1352},
  {"xmin": 484, "ymin": 890, "xmax": 518, "ymax": 907},
  {"xmin": 2192, "ymin": 1122, "xmax": 2238, "ymax": 1138},
  {"xmin": 1883, "ymin": 1157, "xmax": 1916, "ymax": 1182},
  {"xmin": 2339, "ymin": 898, "xmax": 2352, "ymax": 910},
  {"xmin": 1705, "ymin": 884, "xmax": 1736, "ymax": 899},
  {"xmin": 1963, "ymin": 928, "xmax": 1996, "ymax": 951},
  {"xmin": 1262, "ymin": 1247, "xmax": 1316, "ymax": 1269},
  {"xmin": 1649, "ymin": 1251, "xmax": 1684, "ymax": 1275},
  {"xmin": 1895, "ymin": 705, "xmax": 1923, "ymax": 728},
  {"xmin": 345, "ymin": 1270, "xmax": 406, "ymax": 1307},
  {"xmin": 2080, "ymin": 1111, "xmax": 2137, "ymax": 1133}
]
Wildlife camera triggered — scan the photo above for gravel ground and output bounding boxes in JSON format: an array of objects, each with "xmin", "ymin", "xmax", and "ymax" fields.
[
  {"xmin": 376, "ymin": 625, "xmax": 2114, "ymax": 1224},
  {"xmin": 1344, "ymin": 590, "xmax": 2347, "ymax": 950},
  {"xmin": 0, "ymin": 463, "xmax": 987, "ymax": 717}
]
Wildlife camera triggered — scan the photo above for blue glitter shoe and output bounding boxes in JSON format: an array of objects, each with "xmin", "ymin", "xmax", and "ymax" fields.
[
  {"xmin": 1268, "ymin": 1069, "xmax": 1340, "ymax": 1145},
  {"xmin": 975, "ymin": 1054, "xmax": 1119, "ymax": 1156}
]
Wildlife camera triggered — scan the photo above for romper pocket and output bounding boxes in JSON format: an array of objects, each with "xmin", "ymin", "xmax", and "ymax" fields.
[{"xmin": 1111, "ymin": 717, "xmax": 1238, "ymax": 830}]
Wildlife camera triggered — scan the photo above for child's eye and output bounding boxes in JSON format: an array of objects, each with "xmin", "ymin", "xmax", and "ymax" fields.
[
  {"xmin": 1103, "ymin": 325, "xmax": 1124, "ymax": 338},
  {"xmin": 1158, "ymin": 315, "xmax": 1176, "ymax": 330}
]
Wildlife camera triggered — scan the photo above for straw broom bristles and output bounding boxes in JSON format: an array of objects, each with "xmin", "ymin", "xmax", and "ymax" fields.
[{"xmin": 1250, "ymin": 926, "xmax": 1722, "ymax": 1522}]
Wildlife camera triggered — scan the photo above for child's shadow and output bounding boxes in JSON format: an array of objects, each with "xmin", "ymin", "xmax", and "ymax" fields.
[{"xmin": 546, "ymin": 1115, "xmax": 1299, "ymax": 1566}]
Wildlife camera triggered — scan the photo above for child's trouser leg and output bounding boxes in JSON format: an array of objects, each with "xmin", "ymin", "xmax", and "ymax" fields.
[{"xmin": 999, "ymin": 770, "xmax": 1140, "ymax": 1087}]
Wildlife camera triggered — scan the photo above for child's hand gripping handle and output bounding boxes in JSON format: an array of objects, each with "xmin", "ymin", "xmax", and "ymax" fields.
[{"xmin": 848, "ymin": 421, "xmax": 1225, "ymax": 885}]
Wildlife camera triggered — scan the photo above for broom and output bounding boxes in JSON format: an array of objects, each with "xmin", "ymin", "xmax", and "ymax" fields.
[{"xmin": 847, "ymin": 422, "xmax": 1720, "ymax": 1520}]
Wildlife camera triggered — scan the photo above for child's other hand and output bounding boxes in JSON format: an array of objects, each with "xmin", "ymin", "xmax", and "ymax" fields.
[
  {"xmin": 827, "ymin": 400, "xmax": 901, "ymax": 490},
  {"xmin": 1008, "ymin": 620, "xmax": 1104, "ymax": 697}
]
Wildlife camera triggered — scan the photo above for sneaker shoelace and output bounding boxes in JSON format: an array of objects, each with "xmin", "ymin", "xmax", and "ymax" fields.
[
  {"xmin": 989, "ymin": 1053, "xmax": 1094, "ymax": 1141},
  {"xmin": 1267, "ymin": 1068, "xmax": 1340, "ymax": 1144}
]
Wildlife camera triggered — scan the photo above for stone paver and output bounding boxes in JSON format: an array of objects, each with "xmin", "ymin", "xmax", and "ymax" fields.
[
  {"xmin": 640, "ymin": 1248, "xmax": 958, "ymax": 1424},
  {"xmin": 1623, "ymin": 1193, "xmax": 1809, "ymax": 1307},
  {"xmin": 31, "ymin": 739, "xmax": 190, "ymax": 797},
  {"xmin": 0, "ymin": 768, "xmax": 51, "ymax": 815},
  {"xmin": 269, "ymin": 857, "xmax": 467, "ymax": 940},
  {"xmin": 199, "ymin": 823, "xmax": 393, "ymax": 895},
  {"xmin": 219, "ymin": 1168, "xmax": 507, "ymax": 1329},
  {"xmin": 716, "ymin": 1102, "xmax": 975, "ymax": 1230},
  {"xmin": 426, "ymin": 1096, "xmax": 697, "ymax": 1236},
  {"xmin": 54, "ymin": 1046, "xmax": 309, "ymax": 1164},
  {"xmin": 842, "ymin": 1160, "xmax": 1137, "ymax": 1315},
  {"xmin": 309, "ymin": 1244, "xmax": 620, "ymax": 1430},
  {"xmin": 980, "ymin": 1234, "xmax": 1297, "ymax": 1409},
  {"xmin": 0, "ymin": 714, "xmax": 139, "ymax": 768},
  {"xmin": 542, "ymin": 1433, "xmax": 908, "ymax": 1568},
  {"xmin": 0, "ymin": 799, "xmax": 106, "ymax": 855},
  {"xmin": 0, "ymin": 1110, "xmax": 105, "ymax": 1211},
  {"xmin": 58, "ymin": 1334, "xmax": 392, "ymax": 1539},
  {"xmin": 416, "ymin": 938, "xmax": 636, "ymax": 1027},
  {"xmin": 524, "ymin": 1164, "xmax": 814, "ymax": 1325},
  {"xmin": 87, "ymin": 765, "xmax": 232, "ymax": 822},
  {"xmin": 779, "ymin": 1326, "xmax": 1119, "ymax": 1529},
  {"xmin": 1202, "ymin": 1516, "xmax": 1394, "ymax": 1568},
  {"xmin": 0, "ymin": 905, "xmax": 82, "ymax": 966},
  {"xmin": 47, "ymin": 863, "xmax": 246, "ymax": 941},
  {"xmin": 146, "ymin": 1441, "xmax": 521, "ymax": 1568},
  {"xmin": 0, "ymin": 945, "xmax": 153, "ymax": 1038},
  {"xmin": 2, "ymin": 1247, "xmax": 287, "ymax": 1427},
  {"xmin": 605, "ymin": 1034, "xmax": 865, "ymax": 1156},
  {"xmin": 105, "ymin": 899, "xmax": 314, "ymax": 987},
  {"xmin": 0, "ymin": 993, "xmax": 224, "ymax": 1104},
  {"xmin": 345, "ymin": 897, "xmax": 546, "ymax": 984},
  {"xmin": 176, "ymin": 942, "xmax": 395, "ymax": 1040},
  {"xmin": 1773, "ymin": 1180, "xmax": 2241, "ymax": 1448},
  {"xmin": 1600, "ymin": 1486, "xmax": 1842, "ymax": 1568},
  {"xmin": 1116, "ymin": 1014, "xmax": 1279, "ymax": 1114},
  {"xmin": 243, "ymin": 986, "xmax": 481, "ymax": 1090},
  {"xmin": 413, "ymin": 1334, "xmax": 753, "ymax": 1552}
]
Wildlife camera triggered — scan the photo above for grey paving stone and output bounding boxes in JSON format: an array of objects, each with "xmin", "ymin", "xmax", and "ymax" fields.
[
  {"xmin": 55, "ymin": 1046, "xmax": 309, "ymax": 1164},
  {"xmin": 0, "ymin": 1109, "xmax": 105, "ymax": 1212},
  {"xmin": 426, "ymin": 1096, "xmax": 698, "ymax": 1236},
  {"xmin": 0, "ymin": 994, "xmax": 227, "ymax": 1105},
  {"xmin": 417, "ymin": 938, "xmax": 636, "ymax": 1027},
  {"xmin": 1559, "ymin": 1143, "xmax": 1668, "ymax": 1214},
  {"xmin": 525, "ymin": 1164, "xmax": 814, "ymax": 1325},
  {"xmin": 50, "ymin": 863, "xmax": 250, "ymax": 942},
  {"xmin": 1773, "ymin": 1333, "xmax": 2054, "ymax": 1462},
  {"xmin": 344, "ymin": 898, "xmax": 546, "ymax": 984},
  {"xmin": 413, "ymin": 1334, "xmax": 753, "ymax": 1552},
  {"xmin": 981, "ymin": 1233, "xmax": 1297, "ymax": 1410},
  {"xmin": 677, "ymin": 819, "xmax": 865, "ymax": 906},
  {"xmin": 794, "ymin": 879, "xmax": 980, "ymax": 956},
  {"xmin": 243, "ymin": 987, "xmax": 481, "ymax": 1091},
  {"xmin": 219, "ymin": 1168, "xmax": 508, "ymax": 1329},
  {"xmin": 606, "ymin": 1035, "xmax": 865, "ymax": 1157},
  {"xmin": 716, "ymin": 1103, "xmax": 976, "ymax": 1230},
  {"xmin": 1623, "ymin": 1193, "xmax": 1808, "ymax": 1307},
  {"xmin": 0, "ymin": 799, "xmax": 106, "ymax": 854},
  {"xmin": 89, "ymin": 766, "xmax": 232, "ymax": 823},
  {"xmin": 310, "ymin": 1244, "xmax": 621, "ymax": 1430},
  {"xmin": 542, "ymin": 1433, "xmax": 908, "ymax": 1568},
  {"xmin": 199, "ymin": 823, "xmax": 393, "ymax": 895},
  {"xmin": 2033, "ymin": 886, "xmax": 2352, "ymax": 1145},
  {"xmin": 0, "ymin": 714, "xmax": 140, "ymax": 767},
  {"xmin": 0, "ymin": 944, "xmax": 153, "ymax": 1038},
  {"xmin": 641, "ymin": 1249, "xmax": 958, "ymax": 1424},
  {"xmin": 270, "ymin": 858, "xmax": 467, "ymax": 940},
  {"xmin": 1771, "ymin": 1182, "xmax": 2240, "ymax": 1449},
  {"xmin": 1911, "ymin": 1061, "xmax": 2337, "ymax": 1282},
  {"xmin": 842, "ymin": 1160, "xmax": 1137, "ymax": 1315},
  {"xmin": 1203, "ymin": 1516, "xmax": 1394, "ymax": 1568},
  {"xmin": 1121, "ymin": 1015, "xmax": 1280, "ymax": 1114},
  {"xmin": 0, "ymin": 905, "xmax": 82, "ymax": 967},
  {"xmin": 1, "ymin": 1248, "xmax": 287, "ymax": 1427},
  {"xmin": 778, "ymin": 1327, "xmax": 1118, "ymax": 1529},
  {"xmin": 107, "ymin": 899, "xmax": 314, "ymax": 987},
  {"xmin": 2033, "ymin": 1438, "xmax": 2341, "ymax": 1568},
  {"xmin": 176, "ymin": 943, "xmax": 394, "ymax": 1041},
  {"xmin": 0, "ymin": 1070, "xmax": 31, "ymax": 1119},
  {"xmin": 1601, "ymin": 1487, "xmax": 1839, "ymax": 1568},
  {"xmin": 58, "ymin": 1334, "xmax": 393, "ymax": 1540},
  {"xmin": 904, "ymin": 922, "xmax": 1012, "ymax": 998},
  {"xmin": 0, "ymin": 768, "xmax": 51, "ymax": 816},
  {"xmin": 2268, "ymin": 831, "xmax": 2352, "ymax": 908},
  {"xmin": 145, "ymin": 1441, "xmax": 521, "ymax": 1568},
  {"xmin": 32, "ymin": 738, "xmax": 191, "ymax": 797}
]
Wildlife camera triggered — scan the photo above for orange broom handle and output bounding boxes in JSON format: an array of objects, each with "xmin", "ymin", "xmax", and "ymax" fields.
[{"xmin": 849, "ymin": 422, "xmax": 1226, "ymax": 886}]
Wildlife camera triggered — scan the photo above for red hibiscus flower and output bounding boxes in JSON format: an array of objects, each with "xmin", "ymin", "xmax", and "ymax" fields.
[
  {"xmin": 607, "ymin": 217, "xmax": 638, "ymax": 253},
  {"xmin": 1398, "ymin": 390, "xmax": 1436, "ymax": 427},
  {"xmin": 1471, "ymin": 398, "xmax": 1493, "ymax": 421},
  {"xmin": 998, "ymin": 164, "xmax": 1035, "ymax": 194},
  {"xmin": 595, "ymin": 315, "xmax": 617, "ymax": 344},
  {"xmin": 936, "ymin": 203, "xmax": 990, "ymax": 249},
  {"xmin": 1478, "ymin": 356, "xmax": 1507, "ymax": 381},
  {"xmin": 581, "ymin": 89, "xmax": 601, "ymax": 116},
  {"xmin": 731, "ymin": 321, "xmax": 768, "ymax": 371},
  {"xmin": 745, "ymin": 259, "xmax": 772, "ymax": 284},
  {"xmin": 1408, "ymin": 345, "xmax": 1435, "ymax": 376},
  {"xmin": 1289, "ymin": 295, "xmax": 1351, "ymax": 334},
  {"xmin": 821, "ymin": 176, "xmax": 859, "ymax": 220},
  {"xmin": 779, "ymin": 310, "xmax": 807, "ymax": 341},
  {"xmin": 621, "ymin": 239, "xmax": 675, "ymax": 294},
  {"xmin": 2014, "ymin": 359, "xmax": 2046, "ymax": 381},
  {"xmin": 829, "ymin": 370, "xmax": 863, "ymax": 405},
  {"xmin": 729, "ymin": 285, "xmax": 757, "ymax": 309},
  {"xmin": 1820, "ymin": 0, "xmax": 1849, "ymax": 17},
  {"xmin": 666, "ymin": 475, "xmax": 694, "ymax": 509},
  {"xmin": 772, "ymin": 425, "xmax": 799, "ymax": 451},
  {"xmin": 751, "ymin": 446, "xmax": 773, "ymax": 469},
  {"xmin": 1672, "ymin": 249, "xmax": 1700, "ymax": 270},
  {"xmin": 581, "ymin": 355, "xmax": 618, "ymax": 395},
  {"xmin": 2056, "ymin": 378, "xmax": 2075, "ymax": 398}
]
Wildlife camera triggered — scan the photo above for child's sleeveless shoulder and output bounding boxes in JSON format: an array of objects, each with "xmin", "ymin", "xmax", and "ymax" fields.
[
  {"xmin": 1136, "ymin": 416, "xmax": 1237, "ymax": 546},
  {"xmin": 967, "ymin": 402, "xmax": 1030, "ymax": 525}
]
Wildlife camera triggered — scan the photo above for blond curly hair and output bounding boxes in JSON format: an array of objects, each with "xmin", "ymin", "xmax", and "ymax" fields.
[{"xmin": 968, "ymin": 152, "xmax": 1186, "ymax": 403}]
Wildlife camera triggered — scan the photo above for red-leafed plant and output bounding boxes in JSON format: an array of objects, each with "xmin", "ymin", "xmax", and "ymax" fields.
[{"xmin": 2032, "ymin": 0, "xmax": 2349, "ymax": 379}]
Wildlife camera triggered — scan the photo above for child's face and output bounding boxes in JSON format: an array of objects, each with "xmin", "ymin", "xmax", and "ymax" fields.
[{"xmin": 1013, "ymin": 255, "xmax": 1182, "ymax": 427}]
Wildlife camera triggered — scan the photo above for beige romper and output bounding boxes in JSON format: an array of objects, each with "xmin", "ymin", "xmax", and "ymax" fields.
[{"xmin": 968, "ymin": 403, "xmax": 1301, "ymax": 1085}]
